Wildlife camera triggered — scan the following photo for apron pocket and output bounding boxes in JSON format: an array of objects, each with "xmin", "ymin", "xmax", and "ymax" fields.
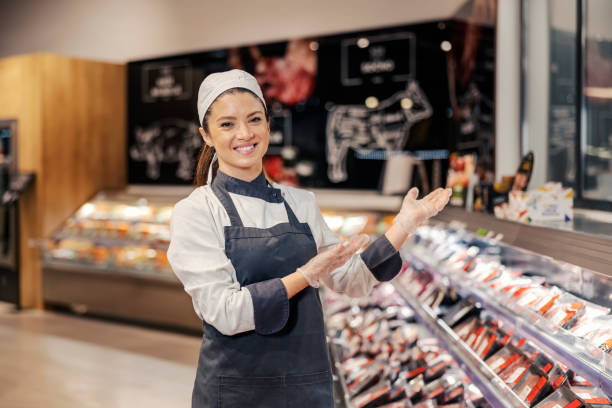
[
  {"xmin": 219, "ymin": 375, "xmax": 285, "ymax": 408},
  {"xmin": 286, "ymin": 371, "xmax": 333, "ymax": 408}
]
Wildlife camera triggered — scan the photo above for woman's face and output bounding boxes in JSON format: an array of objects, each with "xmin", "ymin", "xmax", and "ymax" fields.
[{"xmin": 200, "ymin": 91, "xmax": 269, "ymax": 181}]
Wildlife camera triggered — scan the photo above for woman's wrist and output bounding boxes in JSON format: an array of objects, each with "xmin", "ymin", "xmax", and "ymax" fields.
[
  {"xmin": 281, "ymin": 270, "xmax": 310, "ymax": 300},
  {"xmin": 384, "ymin": 222, "xmax": 411, "ymax": 251}
]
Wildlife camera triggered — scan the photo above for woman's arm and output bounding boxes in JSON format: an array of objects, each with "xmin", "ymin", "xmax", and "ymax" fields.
[{"xmin": 169, "ymin": 196, "xmax": 287, "ymax": 336}]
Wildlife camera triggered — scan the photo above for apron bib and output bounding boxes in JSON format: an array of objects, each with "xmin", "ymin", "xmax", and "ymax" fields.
[{"xmin": 191, "ymin": 177, "xmax": 333, "ymax": 407}]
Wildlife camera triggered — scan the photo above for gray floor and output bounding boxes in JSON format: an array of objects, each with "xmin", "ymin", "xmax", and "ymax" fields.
[{"xmin": 0, "ymin": 303, "xmax": 201, "ymax": 408}]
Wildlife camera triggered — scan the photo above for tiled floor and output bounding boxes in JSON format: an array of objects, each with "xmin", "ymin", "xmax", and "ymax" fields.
[{"xmin": 0, "ymin": 303, "xmax": 201, "ymax": 408}]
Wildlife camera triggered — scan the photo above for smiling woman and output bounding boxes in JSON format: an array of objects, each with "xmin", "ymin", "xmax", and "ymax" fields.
[
  {"xmin": 199, "ymin": 90, "xmax": 270, "ymax": 181},
  {"xmin": 167, "ymin": 69, "xmax": 451, "ymax": 408}
]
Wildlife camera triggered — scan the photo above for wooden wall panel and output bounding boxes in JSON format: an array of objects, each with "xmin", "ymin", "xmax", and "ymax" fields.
[
  {"xmin": 0, "ymin": 54, "xmax": 44, "ymax": 308},
  {"xmin": 40, "ymin": 55, "xmax": 126, "ymax": 238},
  {"xmin": 0, "ymin": 53, "xmax": 126, "ymax": 308}
]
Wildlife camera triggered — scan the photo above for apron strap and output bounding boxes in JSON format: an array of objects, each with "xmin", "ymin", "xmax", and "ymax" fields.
[
  {"xmin": 282, "ymin": 200, "xmax": 301, "ymax": 227},
  {"xmin": 212, "ymin": 180, "xmax": 302, "ymax": 229},
  {"xmin": 211, "ymin": 183, "xmax": 244, "ymax": 227}
]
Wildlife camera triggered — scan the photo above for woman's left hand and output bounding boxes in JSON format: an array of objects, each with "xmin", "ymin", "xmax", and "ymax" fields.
[{"xmin": 394, "ymin": 187, "xmax": 452, "ymax": 234}]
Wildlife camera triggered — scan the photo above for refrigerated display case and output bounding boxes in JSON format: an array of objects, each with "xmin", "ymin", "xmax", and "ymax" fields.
[
  {"xmin": 386, "ymin": 221, "xmax": 612, "ymax": 408},
  {"xmin": 41, "ymin": 189, "xmax": 201, "ymax": 330}
]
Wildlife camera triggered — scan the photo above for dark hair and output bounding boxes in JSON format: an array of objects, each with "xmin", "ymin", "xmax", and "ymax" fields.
[{"xmin": 194, "ymin": 88, "xmax": 269, "ymax": 186}]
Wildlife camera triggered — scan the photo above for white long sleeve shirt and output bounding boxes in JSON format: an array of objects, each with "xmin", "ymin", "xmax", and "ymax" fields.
[{"xmin": 167, "ymin": 173, "xmax": 402, "ymax": 336}]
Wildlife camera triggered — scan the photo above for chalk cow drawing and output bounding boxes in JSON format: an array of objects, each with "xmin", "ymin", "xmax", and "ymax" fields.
[
  {"xmin": 130, "ymin": 119, "xmax": 202, "ymax": 181},
  {"xmin": 325, "ymin": 80, "xmax": 433, "ymax": 183}
]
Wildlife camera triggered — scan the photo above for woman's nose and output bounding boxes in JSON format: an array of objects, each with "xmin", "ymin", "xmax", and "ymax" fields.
[{"xmin": 236, "ymin": 121, "xmax": 253, "ymax": 139}]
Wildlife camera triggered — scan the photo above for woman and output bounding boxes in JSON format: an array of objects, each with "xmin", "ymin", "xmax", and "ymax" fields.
[{"xmin": 167, "ymin": 69, "xmax": 451, "ymax": 408}]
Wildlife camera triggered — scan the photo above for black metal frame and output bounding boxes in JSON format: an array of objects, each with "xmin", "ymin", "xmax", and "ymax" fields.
[{"xmin": 520, "ymin": 0, "xmax": 612, "ymax": 212}]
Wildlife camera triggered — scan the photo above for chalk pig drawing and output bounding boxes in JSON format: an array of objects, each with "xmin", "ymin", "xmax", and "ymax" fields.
[{"xmin": 130, "ymin": 119, "xmax": 202, "ymax": 181}]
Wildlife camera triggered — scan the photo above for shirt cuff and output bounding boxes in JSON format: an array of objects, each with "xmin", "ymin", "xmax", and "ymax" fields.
[
  {"xmin": 245, "ymin": 278, "xmax": 289, "ymax": 335},
  {"xmin": 360, "ymin": 235, "xmax": 402, "ymax": 282}
]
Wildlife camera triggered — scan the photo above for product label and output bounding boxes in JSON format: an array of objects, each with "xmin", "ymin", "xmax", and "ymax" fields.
[
  {"xmin": 518, "ymin": 385, "xmax": 532, "ymax": 400},
  {"xmin": 507, "ymin": 366, "xmax": 528, "ymax": 385}
]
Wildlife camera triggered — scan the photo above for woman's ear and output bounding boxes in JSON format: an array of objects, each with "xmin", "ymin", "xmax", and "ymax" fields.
[{"xmin": 199, "ymin": 127, "xmax": 213, "ymax": 147}]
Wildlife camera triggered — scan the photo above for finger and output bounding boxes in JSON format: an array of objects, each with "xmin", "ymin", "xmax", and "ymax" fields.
[
  {"xmin": 406, "ymin": 187, "xmax": 419, "ymax": 201},
  {"xmin": 340, "ymin": 234, "xmax": 368, "ymax": 257}
]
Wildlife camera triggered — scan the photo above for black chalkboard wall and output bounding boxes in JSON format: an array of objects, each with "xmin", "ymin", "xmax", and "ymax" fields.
[{"xmin": 127, "ymin": 19, "xmax": 495, "ymax": 188}]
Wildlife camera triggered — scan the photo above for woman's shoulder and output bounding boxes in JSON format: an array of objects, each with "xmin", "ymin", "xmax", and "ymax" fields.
[
  {"xmin": 172, "ymin": 185, "xmax": 215, "ymax": 219},
  {"xmin": 272, "ymin": 183, "xmax": 316, "ymax": 204}
]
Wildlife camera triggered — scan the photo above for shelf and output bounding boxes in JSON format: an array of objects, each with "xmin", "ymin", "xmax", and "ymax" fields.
[
  {"xmin": 391, "ymin": 280, "xmax": 529, "ymax": 408},
  {"xmin": 41, "ymin": 258, "xmax": 177, "ymax": 285},
  {"xmin": 327, "ymin": 335, "xmax": 353, "ymax": 408},
  {"xmin": 402, "ymin": 249, "xmax": 612, "ymax": 398},
  {"xmin": 50, "ymin": 233, "xmax": 169, "ymax": 251}
]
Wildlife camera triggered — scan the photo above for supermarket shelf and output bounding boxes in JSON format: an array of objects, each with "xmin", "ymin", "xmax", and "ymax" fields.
[
  {"xmin": 41, "ymin": 258, "xmax": 177, "ymax": 284},
  {"xmin": 402, "ymin": 250, "xmax": 612, "ymax": 398},
  {"xmin": 50, "ymin": 233, "xmax": 169, "ymax": 251},
  {"xmin": 328, "ymin": 336, "xmax": 353, "ymax": 408},
  {"xmin": 391, "ymin": 281, "xmax": 529, "ymax": 408},
  {"xmin": 434, "ymin": 207, "xmax": 612, "ymax": 278}
]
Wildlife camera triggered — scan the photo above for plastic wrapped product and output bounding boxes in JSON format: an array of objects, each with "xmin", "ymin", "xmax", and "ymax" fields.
[
  {"xmin": 498, "ymin": 352, "xmax": 531, "ymax": 387},
  {"xmin": 543, "ymin": 294, "xmax": 586, "ymax": 329},
  {"xmin": 404, "ymin": 374, "xmax": 425, "ymax": 401},
  {"xmin": 528, "ymin": 286, "xmax": 562, "ymax": 315},
  {"xmin": 453, "ymin": 317, "xmax": 476, "ymax": 340},
  {"xmin": 513, "ymin": 365, "xmax": 552, "ymax": 406},
  {"xmin": 570, "ymin": 385, "xmax": 612, "ymax": 406},
  {"xmin": 533, "ymin": 386, "xmax": 583, "ymax": 408},
  {"xmin": 424, "ymin": 355, "xmax": 453, "ymax": 382},
  {"xmin": 377, "ymin": 401, "xmax": 412, "ymax": 408},
  {"xmin": 352, "ymin": 380, "xmax": 392, "ymax": 408},
  {"xmin": 413, "ymin": 400, "xmax": 437, "ymax": 408},
  {"xmin": 466, "ymin": 323, "xmax": 486, "ymax": 349},
  {"xmin": 442, "ymin": 298, "xmax": 479, "ymax": 328},
  {"xmin": 569, "ymin": 309, "xmax": 610, "ymax": 339},
  {"xmin": 517, "ymin": 285, "xmax": 559, "ymax": 310},
  {"xmin": 472, "ymin": 327, "xmax": 503, "ymax": 360},
  {"xmin": 533, "ymin": 353, "xmax": 555, "ymax": 374},
  {"xmin": 422, "ymin": 378, "xmax": 446, "ymax": 403},
  {"xmin": 348, "ymin": 364, "xmax": 385, "ymax": 398},
  {"xmin": 548, "ymin": 364, "xmax": 570, "ymax": 390},
  {"xmin": 485, "ymin": 345, "xmax": 523, "ymax": 374}
]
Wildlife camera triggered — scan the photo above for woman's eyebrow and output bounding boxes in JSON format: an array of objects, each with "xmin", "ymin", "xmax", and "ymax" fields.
[
  {"xmin": 247, "ymin": 110, "xmax": 264, "ymax": 117},
  {"xmin": 216, "ymin": 116, "xmax": 236, "ymax": 121}
]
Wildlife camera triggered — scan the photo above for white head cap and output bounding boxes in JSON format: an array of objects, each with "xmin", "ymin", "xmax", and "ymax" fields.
[{"xmin": 197, "ymin": 69, "xmax": 266, "ymax": 127}]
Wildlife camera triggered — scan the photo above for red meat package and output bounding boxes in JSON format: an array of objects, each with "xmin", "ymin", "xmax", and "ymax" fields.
[
  {"xmin": 543, "ymin": 294, "xmax": 586, "ymax": 329},
  {"xmin": 548, "ymin": 364, "xmax": 570, "ymax": 390},
  {"xmin": 528, "ymin": 286, "xmax": 562, "ymax": 314},
  {"xmin": 570, "ymin": 385, "xmax": 612, "ymax": 406},
  {"xmin": 498, "ymin": 353, "xmax": 531, "ymax": 387},
  {"xmin": 485, "ymin": 345, "xmax": 523, "ymax": 374},
  {"xmin": 352, "ymin": 380, "xmax": 392, "ymax": 408},
  {"xmin": 377, "ymin": 401, "xmax": 411, "ymax": 408},
  {"xmin": 472, "ymin": 327, "xmax": 503, "ymax": 360},
  {"xmin": 533, "ymin": 386, "xmax": 583, "ymax": 408},
  {"xmin": 513, "ymin": 365, "xmax": 552, "ymax": 407},
  {"xmin": 454, "ymin": 317, "xmax": 479, "ymax": 341}
]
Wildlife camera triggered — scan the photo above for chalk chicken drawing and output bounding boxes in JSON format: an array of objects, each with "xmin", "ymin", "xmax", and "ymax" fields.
[
  {"xmin": 325, "ymin": 80, "xmax": 433, "ymax": 183},
  {"xmin": 130, "ymin": 119, "xmax": 202, "ymax": 181}
]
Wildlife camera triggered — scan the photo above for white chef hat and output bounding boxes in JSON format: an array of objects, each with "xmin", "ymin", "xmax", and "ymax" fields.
[{"xmin": 197, "ymin": 69, "xmax": 266, "ymax": 126}]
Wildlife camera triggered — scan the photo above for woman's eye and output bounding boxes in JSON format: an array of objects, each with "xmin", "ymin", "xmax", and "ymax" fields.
[
  {"xmin": 250, "ymin": 117, "xmax": 261, "ymax": 123},
  {"xmin": 221, "ymin": 122, "xmax": 232, "ymax": 128}
]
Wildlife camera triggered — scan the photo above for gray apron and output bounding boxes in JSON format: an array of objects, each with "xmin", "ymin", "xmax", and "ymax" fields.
[{"xmin": 191, "ymin": 173, "xmax": 333, "ymax": 407}]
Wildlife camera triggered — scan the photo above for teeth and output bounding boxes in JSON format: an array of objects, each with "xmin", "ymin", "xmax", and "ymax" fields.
[{"xmin": 235, "ymin": 144, "xmax": 254, "ymax": 151}]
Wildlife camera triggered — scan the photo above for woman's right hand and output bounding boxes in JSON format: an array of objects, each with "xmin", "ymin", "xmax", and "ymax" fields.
[{"xmin": 298, "ymin": 234, "xmax": 369, "ymax": 287}]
